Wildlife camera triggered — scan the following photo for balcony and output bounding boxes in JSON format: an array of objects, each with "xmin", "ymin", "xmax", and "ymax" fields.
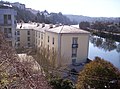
[{"xmin": 72, "ymin": 44, "xmax": 78, "ymax": 48}]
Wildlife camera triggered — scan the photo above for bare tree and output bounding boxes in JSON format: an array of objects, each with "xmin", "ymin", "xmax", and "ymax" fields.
[{"xmin": 0, "ymin": 32, "xmax": 52, "ymax": 89}]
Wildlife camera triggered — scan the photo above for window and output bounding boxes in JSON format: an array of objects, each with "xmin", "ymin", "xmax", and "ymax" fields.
[
  {"xmin": 41, "ymin": 34, "xmax": 43, "ymax": 39},
  {"xmin": 14, "ymin": 20, "xmax": 16, "ymax": 24},
  {"xmin": 17, "ymin": 37, "xmax": 20, "ymax": 41},
  {"xmin": 72, "ymin": 48, "xmax": 77, "ymax": 57},
  {"xmin": 4, "ymin": 28, "xmax": 11, "ymax": 33},
  {"xmin": 52, "ymin": 47, "xmax": 54, "ymax": 54},
  {"xmin": 8, "ymin": 15, "xmax": 11, "ymax": 20},
  {"xmin": 15, "ymin": 42, "xmax": 20, "ymax": 47},
  {"xmin": 72, "ymin": 59, "xmax": 76, "ymax": 65},
  {"xmin": 38, "ymin": 40, "xmax": 40, "ymax": 45},
  {"xmin": 36, "ymin": 39, "xmax": 37, "ymax": 44},
  {"xmin": 36, "ymin": 31, "xmax": 37, "ymax": 37},
  {"xmin": 27, "ymin": 37, "xmax": 30, "ymax": 41},
  {"xmin": 17, "ymin": 43, "xmax": 20, "ymax": 47},
  {"xmin": 28, "ymin": 43, "xmax": 30, "ymax": 47},
  {"xmin": 4, "ymin": 28, "xmax": 7, "ymax": 33},
  {"xmin": 8, "ymin": 28, "xmax": 11, "ymax": 33},
  {"xmin": 17, "ymin": 31, "xmax": 20, "ymax": 35},
  {"xmin": 72, "ymin": 37, "xmax": 78, "ymax": 44},
  {"xmin": 52, "ymin": 37, "xmax": 54, "ymax": 44},
  {"xmin": 27, "ymin": 31, "xmax": 30, "ymax": 35},
  {"xmin": 48, "ymin": 36, "xmax": 49, "ymax": 42},
  {"xmin": 39, "ymin": 33, "xmax": 40, "ymax": 38},
  {"xmin": 4, "ymin": 15, "xmax": 7, "ymax": 24},
  {"xmin": 48, "ymin": 45, "xmax": 49, "ymax": 52},
  {"xmin": 14, "ymin": 15, "xmax": 17, "ymax": 24},
  {"xmin": 41, "ymin": 41, "xmax": 43, "ymax": 47}
]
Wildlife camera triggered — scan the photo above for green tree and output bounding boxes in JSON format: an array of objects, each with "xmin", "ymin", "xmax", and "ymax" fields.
[
  {"xmin": 79, "ymin": 21, "xmax": 90, "ymax": 30},
  {"xmin": 76, "ymin": 57, "xmax": 120, "ymax": 89},
  {"xmin": 50, "ymin": 78, "xmax": 75, "ymax": 89}
]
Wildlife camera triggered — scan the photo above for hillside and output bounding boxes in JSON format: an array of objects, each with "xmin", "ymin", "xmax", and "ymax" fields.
[
  {"xmin": 66, "ymin": 14, "xmax": 120, "ymax": 23},
  {"xmin": 1, "ymin": 1, "xmax": 119, "ymax": 24},
  {"xmin": 15, "ymin": 7, "xmax": 75, "ymax": 24}
]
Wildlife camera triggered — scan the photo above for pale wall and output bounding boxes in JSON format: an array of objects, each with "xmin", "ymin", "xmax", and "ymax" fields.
[
  {"xmin": 16, "ymin": 29, "xmax": 35, "ymax": 48},
  {"xmin": 60, "ymin": 33, "xmax": 89, "ymax": 65}
]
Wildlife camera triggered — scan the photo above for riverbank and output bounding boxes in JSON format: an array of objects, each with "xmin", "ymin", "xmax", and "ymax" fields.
[{"xmin": 87, "ymin": 29, "xmax": 120, "ymax": 42}]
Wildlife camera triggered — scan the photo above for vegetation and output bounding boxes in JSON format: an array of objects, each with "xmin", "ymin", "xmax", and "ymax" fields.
[
  {"xmin": 34, "ymin": 47, "xmax": 57, "ymax": 71},
  {"xmin": 79, "ymin": 21, "xmax": 120, "ymax": 33},
  {"xmin": 0, "ymin": 0, "xmax": 77, "ymax": 24},
  {"xmin": 34, "ymin": 47, "xmax": 77, "ymax": 89},
  {"xmin": 50, "ymin": 78, "xmax": 75, "ymax": 89},
  {"xmin": 14, "ymin": 6, "xmax": 36, "ymax": 23},
  {"xmin": 13, "ymin": 6, "xmax": 76, "ymax": 25},
  {"xmin": 90, "ymin": 35, "xmax": 120, "ymax": 52},
  {"xmin": 79, "ymin": 21, "xmax": 90, "ymax": 30},
  {"xmin": 93, "ymin": 32, "xmax": 120, "ymax": 42},
  {"xmin": 0, "ymin": 32, "xmax": 51, "ymax": 89},
  {"xmin": 79, "ymin": 21, "xmax": 120, "ymax": 42},
  {"xmin": 76, "ymin": 57, "xmax": 120, "ymax": 89}
]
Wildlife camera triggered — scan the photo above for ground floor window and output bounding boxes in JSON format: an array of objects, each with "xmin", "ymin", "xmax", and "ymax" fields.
[
  {"xmin": 72, "ymin": 48, "xmax": 77, "ymax": 57},
  {"xmin": 72, "ymin": 59, "xmax": 76, "ymax": 65}
]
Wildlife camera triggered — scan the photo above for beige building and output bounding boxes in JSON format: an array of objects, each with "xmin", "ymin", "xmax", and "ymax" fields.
[
  {"xmin": 34, "ymin": 23, "xmax": 48, "ymax": 48},
  {"xmin": 45, "ymin": 26, "xmax": 90, "ymax": 66},
  {"xmin": 16, "ymin": 23, "xmax": 90, "ymax": 66},
  {"xmin": 15, "ymin": 23, "xmax": 35, "ymax": 48}
]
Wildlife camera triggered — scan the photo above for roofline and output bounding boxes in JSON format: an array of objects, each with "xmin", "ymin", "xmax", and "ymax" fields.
[
  {"xmin": 45, "ymin": 30, "xmax": 90, "ymax": 34},
  {"xmin": 16, "ymin": 28, "xmax": 34, "ymax": 31},
  {"xmin": 45, "ymin": 25, "xmax": 90, "ymax": 34}
]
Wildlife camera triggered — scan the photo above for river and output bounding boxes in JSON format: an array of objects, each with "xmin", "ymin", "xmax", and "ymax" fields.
[{"xmin": 88, "ymin": 35, "xmax": 120, "ymax": 69}]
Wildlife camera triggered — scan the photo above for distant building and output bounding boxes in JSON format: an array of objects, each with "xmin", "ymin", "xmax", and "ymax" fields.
[
  {"xmin": 15, "ymin": 23, "xmax": 35, "ymax": 48},
  {"xmin": 0, "ymin": 4, "xmax": 17, "ymax": 47},
  {"xmin": 16, "ymin": 23, "xmax": 90, "ymax": 66},
  {"xmin": 11, "ymin": 2, "xmax": 25, "ymax": 9}
]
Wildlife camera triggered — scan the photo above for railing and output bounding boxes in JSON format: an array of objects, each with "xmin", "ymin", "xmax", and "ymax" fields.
[{"xmin": 72, "ymin": 44, "xmax": 78, "ymax": 48}]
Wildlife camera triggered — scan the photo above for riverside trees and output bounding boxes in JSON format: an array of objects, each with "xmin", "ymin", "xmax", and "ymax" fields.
[{"xmin": 76, "ymin": 57, "xmax": 120, "ymax": 89}]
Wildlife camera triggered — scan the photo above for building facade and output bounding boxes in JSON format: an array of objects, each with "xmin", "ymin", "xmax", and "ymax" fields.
[
  {"xmin": 45, "ymin": 26, "xmax": 90, "ymax": 66},
  {"xmin": 16, "ymin": 23, "xmax": 90, "ymax": 66},
  {"xmin": 15, "ymin": 23, "xmax": 35, "ymax": 48},
  {"xmin": 0, "ymin": 4, "xmax": 17, "ymax": 47}
]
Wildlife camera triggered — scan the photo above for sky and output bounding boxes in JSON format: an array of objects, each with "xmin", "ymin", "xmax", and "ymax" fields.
[{"xmin": 4, "ymin": 0, "xmax": 120, "ymax": 17}]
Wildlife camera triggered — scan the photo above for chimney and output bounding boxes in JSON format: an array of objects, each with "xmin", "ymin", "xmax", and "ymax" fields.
[
  {"xmin": 37, "ymin": 23, "xmax": 39, "ymax": 27},
  {"xmin": 20, "ymin": 23, "xmax": 22, "ymax": 28},
  {"xmin": 42, "ymin": 23, "xmax": 45, "ymax": 28},
  {"xmin": 55, "ymin": 24, "xmax": 60, "ymax": 27},
  {"xmin": 49, "ymin": 24, "xmax": 53, "ymax": 28}
]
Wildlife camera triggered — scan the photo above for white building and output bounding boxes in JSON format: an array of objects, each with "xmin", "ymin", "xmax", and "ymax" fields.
[
  {"xmin": 45, "ymin": 25, "xmax": 90, "ymax": 66},
  {"xmin": 16, "ymin": 23, "xmax": 90, "ymax": 66},
  {"xmin": 0, "ymin": 4, "xmax": 17, "ymax": 47}
]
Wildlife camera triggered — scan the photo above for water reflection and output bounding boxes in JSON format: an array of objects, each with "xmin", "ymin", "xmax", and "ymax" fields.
[
  {"xmin": 116, "ymin": 44, "xmax": 120, "ymax": 53},
  {"xmin": 90, "ymin": 35, "xmax": 120, "ymax": 52},
  {"xmin": 89, "ymin": 35, "xmax": 120, "ymax": 69}
]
